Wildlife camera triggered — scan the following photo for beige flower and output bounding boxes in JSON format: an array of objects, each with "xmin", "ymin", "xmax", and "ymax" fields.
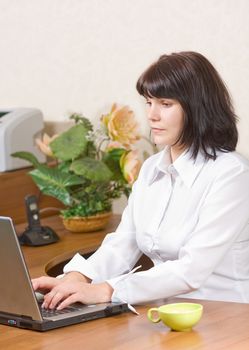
[
  {"xmin": 120, "ymin": 150, "xmax": 141, "ymax": 185},
  {"xmin": 102, "ymin": 104, "xmax": 140, "ymax": 147},
  {"xmin": 105, "ymin": 141, "xmax": 127, "ymax": 151},
  {"xmin": 35, "ymin": 133, "xmax": 58, "ymax": 157}
]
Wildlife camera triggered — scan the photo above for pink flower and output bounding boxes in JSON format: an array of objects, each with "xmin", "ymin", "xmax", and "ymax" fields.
[
  {"xmin": 120, "ymin": 150, "xmax": 141, "ymax": 185},
  {"xmin": 35, "ymin": 133, "xmax": 58, "ymax": 157},
  {"xmin": 102, "ymin": 104, "xmax": 140, "ymax": 147}
]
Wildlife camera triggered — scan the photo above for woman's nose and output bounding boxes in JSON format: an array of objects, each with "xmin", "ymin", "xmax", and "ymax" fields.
[{"xmin": 147, "ymin": 105, "xmax": 161, "ymax": 121}]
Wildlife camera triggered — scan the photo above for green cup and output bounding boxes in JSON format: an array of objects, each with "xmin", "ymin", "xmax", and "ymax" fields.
[{"xmin": 147, "ymin": 302, "xmax": 203, "ymax": 332}]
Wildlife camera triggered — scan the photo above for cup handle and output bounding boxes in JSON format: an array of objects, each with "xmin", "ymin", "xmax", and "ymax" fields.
[{"xmin": 147, "ymin": 308, "xmax": 161, "ymax": 323}]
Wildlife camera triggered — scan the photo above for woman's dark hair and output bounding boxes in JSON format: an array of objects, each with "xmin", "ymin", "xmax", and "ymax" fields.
[{"xmin": 136, "ymin": 51, "xmax": 238, "ymax": 160}]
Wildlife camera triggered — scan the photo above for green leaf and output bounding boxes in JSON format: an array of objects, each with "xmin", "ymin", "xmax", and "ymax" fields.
[
  {"xmin": 102, "ymin": 149, "xmax": 126, "ymax": 181},
  {"xmin": 69, "ymin": 113, "xmax": 94, "ymax": 132},
  {"xmin": 11, "ymin": 151, "xmax": 41, "ymax": 168},
  {"xmin": 29, "ymin": 167, "xmax": 84, "ymax": 205},
  {"xmin": 70, "ymin": 157, "xmax": 113, "ymax": 182},
  {"xmin": 57, "ymin": 161, "xmax": 72, "ymax": 173},
  {"xmin": 50, "ymin": 124, "xmax": 88, "ymax": 161},
  {"xmin": 105, "ymin": 148, "xmax": 126, "ymax": 161}
]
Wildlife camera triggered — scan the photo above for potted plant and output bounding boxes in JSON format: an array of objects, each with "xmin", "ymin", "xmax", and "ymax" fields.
[{"xmin": 12, "ymin": 104, "xmax": 143, "ymax": 232}]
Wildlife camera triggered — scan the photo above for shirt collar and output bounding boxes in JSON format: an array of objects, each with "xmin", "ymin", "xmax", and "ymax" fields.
[{"xmin": 148, "ymin": 146, "xmax": 207, "ymax": 188}]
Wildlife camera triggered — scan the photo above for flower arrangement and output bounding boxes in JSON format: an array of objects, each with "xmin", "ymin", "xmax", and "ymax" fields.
[{"xmin": 12, "ymin": 104, "xmax": 144, "ymax": 219}]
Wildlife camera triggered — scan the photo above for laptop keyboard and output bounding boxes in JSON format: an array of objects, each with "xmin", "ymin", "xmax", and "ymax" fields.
[{"xmin": 40, "ymin": 305, "xmax": 80, "ymax": 318}]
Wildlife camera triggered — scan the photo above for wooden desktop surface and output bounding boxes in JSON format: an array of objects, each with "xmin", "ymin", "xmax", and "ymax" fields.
[{"xmin": 1, "ymin": 215, "xmax": 249, "ymax": 350}]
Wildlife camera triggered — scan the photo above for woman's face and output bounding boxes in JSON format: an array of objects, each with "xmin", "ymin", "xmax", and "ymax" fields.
[{"xmin": 146, "ymin": 97, "xmax": 185, "ymax": 156}]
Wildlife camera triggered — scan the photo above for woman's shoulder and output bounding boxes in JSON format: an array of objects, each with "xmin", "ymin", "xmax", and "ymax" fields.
[
  {"xmin": 215, "ymin": 151, "xmax": 249, "ymax": 171},
  {"xmin": 208, "ymin": 151, "xmax": 249, "ymax": 184}
]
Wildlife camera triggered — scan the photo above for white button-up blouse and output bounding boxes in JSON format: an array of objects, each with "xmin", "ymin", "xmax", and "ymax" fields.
[{"xmin": 64, "ymin": 147, "xmax": 249, "ymax": 304}]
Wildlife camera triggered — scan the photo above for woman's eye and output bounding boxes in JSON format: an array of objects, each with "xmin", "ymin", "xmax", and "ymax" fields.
[
  {"xmin": 145, "ymin": 100, "xmax": 151, "ymax": 106},
  {"xmin": 162, "ymin": 101, "xmax": 172, "ymax": 107}
]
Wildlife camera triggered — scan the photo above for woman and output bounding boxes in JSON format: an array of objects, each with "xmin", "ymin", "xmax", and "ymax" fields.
[{"xmin": 33, "ymin": 51, "xmax": 249, "ymax": 310}]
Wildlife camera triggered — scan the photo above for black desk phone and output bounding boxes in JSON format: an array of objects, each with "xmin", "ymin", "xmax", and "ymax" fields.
[{"xmin": 19, "ymin": 195, "xmax": 59, "ymax": 246}]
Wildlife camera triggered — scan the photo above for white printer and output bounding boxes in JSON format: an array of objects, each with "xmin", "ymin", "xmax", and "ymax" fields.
[{"xmin": 0, "ymin": 108, "xmax": 46, "ymax": 172}]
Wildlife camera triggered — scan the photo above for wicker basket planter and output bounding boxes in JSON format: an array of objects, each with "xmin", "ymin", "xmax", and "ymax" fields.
[{"xmin": 61, "ymin": 212, "xmax": 112, "ymax": 233}]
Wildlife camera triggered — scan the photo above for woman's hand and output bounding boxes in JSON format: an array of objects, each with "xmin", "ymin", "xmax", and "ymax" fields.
[
  {"xmin": 32, "ymin": 272, "xmax": 113, "ymax": 309},
  {"xmin": 32, "ymin": 271, "xmax": 90, "ymax": 294},
  {"xmin": 48, "ymin": 281, "xmax": 114, "ymax": 310}
]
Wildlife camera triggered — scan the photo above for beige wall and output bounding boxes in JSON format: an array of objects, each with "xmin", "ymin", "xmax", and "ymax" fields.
[{"xmin": 0, "ymin": 0, "xmax": 248, "ymax": 159}]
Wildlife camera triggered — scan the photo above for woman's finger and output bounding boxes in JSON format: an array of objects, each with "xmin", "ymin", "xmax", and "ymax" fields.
[
  {"xmin": 42, "ymin": 288, "xmax": 62, "ymax": 308},
  {"xmin": 56, "ymin": 293, "xmax": 80, "ymax": 310},
  {"xmin": 47, "ymin": 291, "xmax": 65, "ymax": 309},
  {"xmin": 42, "ymin": 281, "xmax": 76, "ymax": 308},
  {"xmin": 32, "ymin": 276, "xmax": 59, "ymax": 291}
]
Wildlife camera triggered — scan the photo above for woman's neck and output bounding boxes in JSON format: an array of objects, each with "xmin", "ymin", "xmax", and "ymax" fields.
[{"xmin": 170, "ymin": 145, "xmax": 187, "ymax": 162}]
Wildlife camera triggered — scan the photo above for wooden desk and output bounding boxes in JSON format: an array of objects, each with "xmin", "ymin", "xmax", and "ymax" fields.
[
  {"xmin": 16, "ymin": 214, "xmax": 122, "ymax": 277},
  {"xmin": 1, "ymin": 215, "xmax": 249, "ymax": 349}
]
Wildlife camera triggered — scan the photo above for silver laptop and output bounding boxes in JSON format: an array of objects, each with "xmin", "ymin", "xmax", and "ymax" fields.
[{"xmin": 0, "ymin": 216, "xmax": 129, "ymax": 331}]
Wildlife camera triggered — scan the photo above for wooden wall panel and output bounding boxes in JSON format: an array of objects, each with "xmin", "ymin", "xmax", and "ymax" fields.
[{"xmin": 0, "ymin": 167, "xmax": 63, "ymax": 224}]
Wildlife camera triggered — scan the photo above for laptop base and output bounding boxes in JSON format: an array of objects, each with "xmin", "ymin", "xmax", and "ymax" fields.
[{"xmin": 0, "ymin": 303, "xmax": 129, "ymax": 331}]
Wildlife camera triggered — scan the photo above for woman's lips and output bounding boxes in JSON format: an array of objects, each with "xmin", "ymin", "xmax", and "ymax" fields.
[{"xmin": 151, "ymin": 128, "xmax": 164, "ymax": 133}]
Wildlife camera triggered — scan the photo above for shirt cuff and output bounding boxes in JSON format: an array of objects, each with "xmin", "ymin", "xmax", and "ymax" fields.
[
  {"xmin": 107, "ymin": 265, "xmax": 142, "ymax": 303},
  {"xmin": 63, "ymin": 253, "xmax": 98, "ymax": 281}
]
